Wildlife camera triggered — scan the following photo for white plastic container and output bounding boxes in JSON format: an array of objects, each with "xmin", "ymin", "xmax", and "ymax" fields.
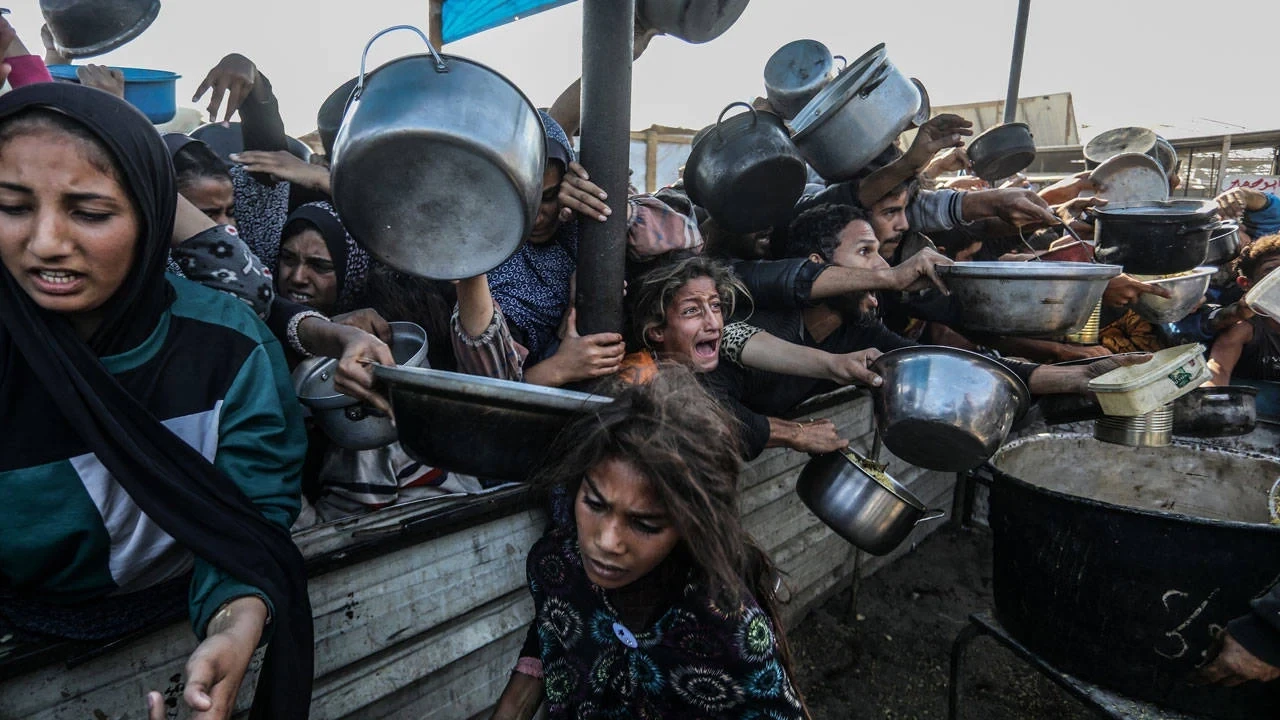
[
  {"xmin": 1087, "ymin": 343, "xmax": 1210, "ymax": 417},
  {"xmin": 1246, "ymin": 268, "xmax": 1280, "ymax": 319}
]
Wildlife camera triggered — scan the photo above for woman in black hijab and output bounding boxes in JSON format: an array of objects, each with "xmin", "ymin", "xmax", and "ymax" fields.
[{"xmin": 0, "ymin": 84, "xmax": 311, "ymax": 718}]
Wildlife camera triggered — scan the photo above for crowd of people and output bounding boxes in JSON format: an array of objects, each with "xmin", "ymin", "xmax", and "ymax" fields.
[{"xmin": 0, "ymin": 10, "xmax": 1277, "ymax": 719}]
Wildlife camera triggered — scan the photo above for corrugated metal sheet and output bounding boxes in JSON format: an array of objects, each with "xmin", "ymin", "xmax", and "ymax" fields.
[{"xmin": 442, "ymin": 0, "xmax": 576, "ymax": 43}]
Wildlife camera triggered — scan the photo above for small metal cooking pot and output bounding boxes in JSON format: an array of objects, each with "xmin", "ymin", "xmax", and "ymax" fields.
[
  {"xmin": 796, "ymin": 448, "xmax": 945, "ymax": 555},
  {"xmin": 295, "ymin": 322, "xmax": 429, "ymax": 450},
  {"xmin": 637, "ymin": 0, "xmax": 751, "ymax": 43},
  {"xmin": 685, "ymin": 102, "xmax": 806, "ymax": 234},
  {"xmin": 871, "ymin": 346, "xmax": 1030, "ymax": 472},
  {"xmin": 40, "ymin": 0, "xmax": 159, "ymax": 59},
  {"xmin": 763, "ymin": 39, "xmax": 844, "ymax": 120},
  {"xmin": 1205, "ymin": 221, "xmax": 1241, "ymax": 266},
  {"xmin": 966, "ymin": 122, "xmax": 1036, "ymax": 181},
  {"xmin": 791, "ymin": 44, "xmax": 923, "ymax": 181},
  {"xmin": 1173, "ymin": 385, "xmax": 1258, "ymax": 438},
  {"xmin": 332, "ymin": 26, "xmax": 545, "ymax": 281},
  {"xmin": 1093, "ymin": 200, "xmax": 1218, "ymax": 275}
]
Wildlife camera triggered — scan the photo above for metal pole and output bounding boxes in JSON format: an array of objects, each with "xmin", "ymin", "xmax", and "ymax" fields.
[
  {"xmin": 428, "ymin": 0, "xmax": 444, "ymax": 49},
  {"xmin": 575, "ymin": 0, "xmax": 634, "ymax": 336},
  {"xmin": 1003, "ymin": 0, "xmax": 1031, "ymax": 125}
]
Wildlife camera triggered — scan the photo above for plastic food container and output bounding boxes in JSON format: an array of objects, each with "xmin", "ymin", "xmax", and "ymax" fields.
[
  {"xmin": 1246, "ymin": 268, "xmax": 1280, "ymax": 319},
  {"xmin": 1087, "ymin": 343, "xmax": 1210, "ymax": 417},
  {"xmin": 47, "ymin": 64, "xmax": 180, "ymax": 124}
]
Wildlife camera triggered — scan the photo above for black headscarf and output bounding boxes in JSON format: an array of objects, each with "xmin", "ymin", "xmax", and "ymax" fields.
[{"xmin": 0, "ymin": 85, "xmax": 312, "ymax": 718}]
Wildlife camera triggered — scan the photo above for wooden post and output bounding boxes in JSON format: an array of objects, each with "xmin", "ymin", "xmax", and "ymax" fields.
[
  {"xmin": 645, "ymin": 127, "xmax": 658, "ymax": 193},
  {"xmin": 1217, "ymin": 134, "xmax": 1232, "ymax": 194},
  {"xmin": 428, "ymin": 0, "xmax": 444, "ymax": 49}
]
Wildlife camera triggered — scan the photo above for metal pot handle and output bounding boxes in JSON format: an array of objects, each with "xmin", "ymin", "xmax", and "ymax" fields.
[
  {"xmin": 717, "ymin": 101, "xmax": 758, "ymax": 128},
  {"xmin": 909, "ymin": 77, "xmax": 931, "ymax": 128},
  {"xmin": 354, "ymin": 25, "xmax": 449, "ymax": 101},
  {"xmin": 833, "ymin": 54, "xmax": 847, "ymax": 70},
  {"xmin": 913, "ymin": 509, "xmax": 947, "ymax": 525}
]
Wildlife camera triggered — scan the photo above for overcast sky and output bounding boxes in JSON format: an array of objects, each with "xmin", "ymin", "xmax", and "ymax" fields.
[{"xmin": 13, "ymin": 0, "xmax": 1277, "ymax": 141}]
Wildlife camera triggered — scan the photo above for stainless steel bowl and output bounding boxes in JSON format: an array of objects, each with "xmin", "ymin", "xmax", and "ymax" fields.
[
  {"xmin": 796, "ymin": 448, "xmax": 945, "ymax": 555},
  {"xmin": 937, "ymin": 261, "xmax": 1123, "ymax": 337},
  {"xmin": 871, "ymin": 346, "xmax": 1030, "ymax": 472},
  {"xmin": 296, "ymin": 322, "xmax": 429, "ymax": 450},
  {"xmin": 1130, "ymin": 266, "xmax": 1215, "ymax": 324},
  {"xmin": 375, "ymin": 366, "xmax": 613, "ymax": 480}
]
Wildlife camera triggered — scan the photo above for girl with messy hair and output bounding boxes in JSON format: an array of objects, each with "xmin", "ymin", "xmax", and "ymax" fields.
[{"xmin": 490, "ymin": 368, "xmax": 809, "ymax": 719}]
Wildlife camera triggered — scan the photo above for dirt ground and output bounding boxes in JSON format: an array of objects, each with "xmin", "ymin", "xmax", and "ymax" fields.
[{"xmin": 790, "ymin": 527, "xmax": 1097, "ymax": 720}]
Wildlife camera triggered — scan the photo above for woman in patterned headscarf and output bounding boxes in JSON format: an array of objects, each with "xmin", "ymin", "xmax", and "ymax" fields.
[{"xmin": 490, "ymin": 368, "xmax": 809, "ymax": 720}]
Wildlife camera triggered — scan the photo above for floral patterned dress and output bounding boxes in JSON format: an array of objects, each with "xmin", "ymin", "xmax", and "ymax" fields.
[{"xmin": 527, "ymin": 530, "xmax": 806, "ymax": 720}]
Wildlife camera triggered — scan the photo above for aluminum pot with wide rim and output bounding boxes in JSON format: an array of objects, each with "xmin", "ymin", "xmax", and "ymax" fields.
[
  {"xmin": 332, "ymin": 25, "xmax": 545, "ymax": 281},
  {"xmin": 1083, "ymin": 126, "xmax": 1158, "ymax": 169},
  {"xmin": 763, "ymin": 39, "xmax": 844, "ymax": 120},
  {"xmin": 791, "ymin": 44, "xmax": 924, "ymax": 182},
  {"xmin": 796, "ymin": 447, "xmax": 945, "ymax": 555},
  {"xmin": 685, "ymin": 102, "xmax": 806, "ymax": 234},
  {"xmin": 1093, "ymin": 200, "xmax": 1218, "ymax": 275},
  {"xmin": 637, "ymin": 0, "xmax": 751, "ymax": 43},
  {"xmin": 871, "ymin": 346, "xmax": 1030, "ymax": 472},
  {"xmin": 936, "ymin": 261, "xmax": 1122, "ymax": 336}
]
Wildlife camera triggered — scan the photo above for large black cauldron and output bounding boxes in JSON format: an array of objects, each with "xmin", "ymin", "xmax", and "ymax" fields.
[{"xmin": 985, "ymin": 434, "xmax": 1280, "ymax": 719}]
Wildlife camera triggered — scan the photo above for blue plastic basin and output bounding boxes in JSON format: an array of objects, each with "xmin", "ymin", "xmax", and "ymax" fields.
[{"xmin": 47, "ymin": 65, "xmax": 180, "ymax": 124}]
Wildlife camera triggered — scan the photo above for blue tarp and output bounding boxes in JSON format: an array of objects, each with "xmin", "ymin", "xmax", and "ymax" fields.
[{"xmin": 442, "ymin": 0, "xmax": 577, "ymax": 43}]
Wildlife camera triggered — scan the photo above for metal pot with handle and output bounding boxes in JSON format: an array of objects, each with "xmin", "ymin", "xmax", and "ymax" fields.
[
  {"xmin": 763, "ymin": 39, "xmax": 844, "ymax": 120},
  {"xmin": 331, "ymin": 25, "xmax": 546, "ymax": 281},
  {"xmin": 796, "ymin": 447, "xmax": 945, "ymax": 555},
  {"xmin": 684, "ymin": 102, "xmax": 806, "ymax": 235},
  {"xmin": 791, "ymin": 44, "xmax": 924, "ymax": 181}
]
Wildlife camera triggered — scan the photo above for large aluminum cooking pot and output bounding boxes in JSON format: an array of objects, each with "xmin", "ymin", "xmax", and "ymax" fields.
[
  {"xmin": 936, "ymin": 261, "xmax": 1122, "ymax": 337},
  {"xmin": 332, "ymin": 26, "xmax": 545, "ymax": 281},
  {"xmin": 986, "ymin": 434, "xmax": 1280, "ymax": 719},
  {"xmin": 684, "ymin": 102, "xmax": 806, "ymax": 234},
  {"xmin": 375, "ymin": 366, "xmax": 613, "ymax": 480},
  {"xmin": 637, "ymin": 0, "xmax": 751, "ymax": 43},
  {"xmin": 966, "ymin": 122, "xmax": 1036, "ymax": 182},
  {"xmin": 763, "ymin": 39, "xmax": 844, "ymax": 120},
  {"xmin": 41, "ymin": 0, "xmax": 160, "ymax": 59},
  {"xmin": 295, "ymin": 322, "xmax": 429, "ymax": 450},
  {"xmin": 791, "ymin": 44, "xmax": 924, "ymax": 182},
  {"xmin": 1094, "ymin": 200, "xmax": 1218, "ymax": 275},
  {"xmin": 871, "ymin": 346, "xmax": 1029, "ymax": 472},
  {"xmin": 796, "ymin": 447, "xmax": 945, "ymax": 555}
]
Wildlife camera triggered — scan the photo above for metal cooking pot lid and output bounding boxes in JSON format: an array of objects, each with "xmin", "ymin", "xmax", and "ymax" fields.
[
  {"xmin": 790, "ymin": 43, "xmax": 888, "ymax": 134},
  {"xmin": 1094, "ymin": 199, "xmax": 1217, "ymax": 218},
  {"xmin": 1083, "ymin": 126, "xmax": 1157, "ymax": 164},
  {"xmin": 374, "ymin": 365, "xmax": 614, "ymax": 413}
]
